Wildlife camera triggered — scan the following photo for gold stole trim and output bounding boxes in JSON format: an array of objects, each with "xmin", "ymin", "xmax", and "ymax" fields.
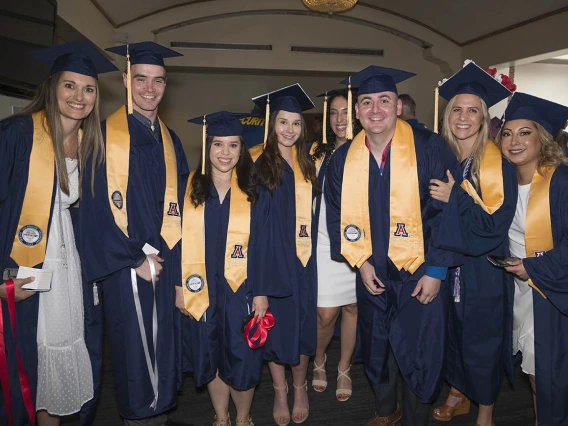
[
  {"xmin": 249, "ymin": 143, "xmax": 264, "ymax": 162},
  {"xmin": 341, "ymin": 119, "xmax": 424, "ymax": 272},
  {"xmin": 106, "ymin": 106, "xmax": 181, "ymax": 248},
  {"xmin": 293, "ymin": 146, "xmax": 313, "ymax": 266},
  {"xmin": 182, "ymin": 171, "xmax": 251, "ymax": 319},
  {"xmin": 10, "ymin": 112, "xmax": 55, "ymax": 267},
  {"xmin": 525, "ymin": 166, "xmax": 556, "ymax": 299},
  {"xmin": 460, "ymin": 141, "xmax": 504, "ymax": 214}
]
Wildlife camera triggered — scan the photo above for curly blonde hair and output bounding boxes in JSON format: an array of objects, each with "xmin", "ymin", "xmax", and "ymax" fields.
[{"xmin": 496, "ymin": 120, "xmax": 568, "ymax": 174}]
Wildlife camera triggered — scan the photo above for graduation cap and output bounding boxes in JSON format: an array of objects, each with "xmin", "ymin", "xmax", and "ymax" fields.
[
  {"xmin": 105, "ymin": 42, "xmax": 183, "ymax": 114},
  {"xmin": 188, "ymin": 111, "xmax": 249, "ymax": 174},
  {"xmin": 339, "ymin": 65, "xmax": 416, "ymax": 139},
  {"xmin": 251, "ymin": 83, "xmax": 315, "ymax": 145},
  {"xmin": 30, "ymin": 41, "xmax": 118, "ymax": 79},
  {"xmin": 438, "ymin": 61, "xmax": 511, "ymax": 108},
  {"xmin": 316, "ymin": 88, "xmax": 352, "ymax": 145},
  {"xmin": 502, "ymin": 92, "xmax": 568, "ymax": 137}
]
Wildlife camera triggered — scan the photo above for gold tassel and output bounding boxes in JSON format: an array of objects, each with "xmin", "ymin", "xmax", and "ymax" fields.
[
  {"xmin": 434, "ymin": 86, "xmax": 439, "ymax": 134},
  {"xmin": 322, "ymin": 93, "xmax": 328, "ymax": 144},
  {"xmin": 126, "ymin": 45, "xmax": 133, "ymax": 115},
  {"xmin": 263, "ymin": 95, "xmax": 270, "ymax": 147},
  {"xmin": 201, "ymin": 115, "xmax": 206, "ymax": 175},
  {"xmin": 346, "ymin": 79, "xmax": 353, "ymax": 140}
]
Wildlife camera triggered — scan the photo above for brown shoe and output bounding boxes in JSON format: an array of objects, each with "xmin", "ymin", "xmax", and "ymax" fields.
[
  {"xmin": 365, "ymin": 406, "xmax": 402, "ymax": 426},
  {"xmin": 432, "ymin": 389, "xmax": 470, "ymax": 422}
]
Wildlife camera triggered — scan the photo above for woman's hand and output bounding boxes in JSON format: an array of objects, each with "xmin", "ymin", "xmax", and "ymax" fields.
[
  {"xmin": 252, "ymin": 296, "xmax": 269, "ymax": 322},
  {"xmin": 505, "ymin": 259, "xmax": 530, "ymax": 281},
  {"xmin": 359, "ymin": 261, "xmax": 385, "ymax": 295},
  {"xmin": 429, "ymin": 170, "xmax": 455, "ymax": 203}
]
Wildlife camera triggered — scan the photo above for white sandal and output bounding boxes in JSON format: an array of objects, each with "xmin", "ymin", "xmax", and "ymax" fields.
[
  {"xmin": 336, "ymin": 365, "xmax": 352, "ymax": 402},
  {"xmin": 311, "ymin": 354, "xmax": 327, "ymax": 392}
]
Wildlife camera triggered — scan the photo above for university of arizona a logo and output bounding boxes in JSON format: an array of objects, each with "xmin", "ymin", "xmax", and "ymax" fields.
[
  {"xmin": 393, "ymin": 222, "xmax": 409, "ymax": 238},
  {"xmin": 535, "ymin": 251, "xmax": 545, "ymax": 257},
  {"xmin": 299, "ymin": 225, "xmax": 309, "ymax": 238},
  {"xmin": 167, "ymin": 202, "xmax": 180, "ymax": 216},
  {"xmin": 231, "ymin": 244, "xmax": 245, "ymax": 259}
]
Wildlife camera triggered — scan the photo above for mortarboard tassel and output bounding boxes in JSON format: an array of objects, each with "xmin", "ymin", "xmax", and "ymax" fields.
[
  {"xmin": 434, "ymin": 86, "xmax": 439, "ymax": 134},
  {"xmin": 263, "ymin": 95, "xmax": 270, "ymax": 147},
  {"xmin": 126, "ymin": 45, "xmax": 133, "ymax": 115},
  {"xmin": 346, "ymin": 78, "xmax": 353, "ymax": 140},
  {"xmin": 322, "ymin": 93, "xmax": 328, "ymax": 144},
  {"xmin": 201, "ymin": 115, "xmax": 207, "ymax": 175}
]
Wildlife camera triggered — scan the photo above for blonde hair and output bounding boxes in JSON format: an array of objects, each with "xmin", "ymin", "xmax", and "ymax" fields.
[
  {"xmin": 19, "ymin": 72, "xmax": 105, "ymax": 195},
  {"xmin": 441, "ymin": 95, "xmax": 492, "ymax": 189},
  {"xmin": 496, "ymin": 121, "xmax": 568, "ymax": 174}
]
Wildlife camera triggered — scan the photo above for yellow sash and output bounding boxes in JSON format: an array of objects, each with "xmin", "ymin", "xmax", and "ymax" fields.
[
  {"xmin": 249, "ymin": 143, "xmax": 264, "ymax": 162},
  {"xmin": 10, "ymin": 112, "xmax": 55, "ymax": 267},
  {"xmin": 106, "ymin": 106, "xmax": 181, "ymax": 249},
  {"xmin": 525, "ymin": 166, "xmax": 556, "ymax": 299},
  {"xmin": 182, "ymin": 170, "xmax": 252, "ymax": 319},
  {"xmin": 460, "ymin": 141, "xmax": 504, "ymax": 214},
  {"xmin": 341, "ymin": 119, "xmax": 424, "ymax": 272},
  {"xmin": 292, "ymin": 146, "xmax": 313, "ymax": 266}
]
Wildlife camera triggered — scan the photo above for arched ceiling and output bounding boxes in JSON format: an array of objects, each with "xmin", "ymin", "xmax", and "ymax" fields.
[{"xmin": 90, "ymin": 0, "xmax": 568, "ymax": 45}]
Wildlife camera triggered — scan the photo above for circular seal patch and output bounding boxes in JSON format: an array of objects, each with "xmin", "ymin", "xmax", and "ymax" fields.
[
  {"xmin": 344, "ymin": 224, "xmax": 361, "ymax": 242},
  {"xmin": 112, "ymin": 191, "xmax": 123, "ymax": 209},
  {"xmin": 185, "ymin": 274, "xmax": 205, "ymax": 293},
  {"xmin": 19, "ymin": 225, "xmax": 43, "ymax": 246}
]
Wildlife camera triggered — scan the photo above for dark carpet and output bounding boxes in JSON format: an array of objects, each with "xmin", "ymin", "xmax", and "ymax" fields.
[{"xmin": 61, "ymin": 336, "xmax": 535, "ymax": 426}]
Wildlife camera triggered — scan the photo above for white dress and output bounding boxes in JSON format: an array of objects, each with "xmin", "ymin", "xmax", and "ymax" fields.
[
  {"xmin": 36, "ymin": 158, "xmax": 93, "ymax": 415},
  {"xmin": 509, "ymin": 183, "xmax": 535, "ymax": 376},
  {"xmin": 316, "ymin": 177, "xmax": 357, "ymax": 307}
]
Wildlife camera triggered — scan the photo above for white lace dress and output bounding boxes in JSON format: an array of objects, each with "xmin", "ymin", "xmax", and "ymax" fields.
[{"xmin": 36, "ymin": 158, "xmax": 93, "ymax": 415}]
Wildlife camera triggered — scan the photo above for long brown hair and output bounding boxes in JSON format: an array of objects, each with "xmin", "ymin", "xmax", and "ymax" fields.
[
  {"xmin": 259, "ymin": 111, "xmax": 319, "ymax": 192},
  {"xmin": 441, "ymin": 95, "xmax": 492, "ymax": 189},
  {"xmin": 18, "ymin": 71, "xmax": 104, "ymax": 195}
]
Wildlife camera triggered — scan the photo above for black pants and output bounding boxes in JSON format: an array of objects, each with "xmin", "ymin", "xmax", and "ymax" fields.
[{"xmin": 373, "ymin": 349, "xmax": 432, "ymax": 426}]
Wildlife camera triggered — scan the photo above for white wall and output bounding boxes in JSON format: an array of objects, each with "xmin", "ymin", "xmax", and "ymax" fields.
[{"xmin": 0, "ymin": 95, "xmax": 30, "ymax": 120}]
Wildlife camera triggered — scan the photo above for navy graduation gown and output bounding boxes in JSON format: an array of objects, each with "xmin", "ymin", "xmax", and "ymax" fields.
[
  {"xmin": 183, "ymin": 184, "xmax": 282, "ymax": 390},
  {"xmin": 522, "ymin": 165, "xmax": 568, "ymax": 426},
  {"xmin": 436, "ymin": 157, "xmax": 517, "ymax": 405},
  {"xmin": 324, "ymin": 127, "xmax": 462, "ymax": 403},
  {"xmin": 257, "ymin": 156, "xmax": 318, "ymax": 365},
  {"xmin": 0, "ymin": 115, "xmax": 55, "ymax": 426},
  {"xmin": 78, "ymin": 112, "xmax": 189, "ymax": 419}
]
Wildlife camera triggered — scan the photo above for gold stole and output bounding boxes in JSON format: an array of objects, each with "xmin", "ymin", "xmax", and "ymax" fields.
[
  {"xmin": 249, "ymin": 143, "xmax": 264, "ymax": 162},
  {"xmin": 10, "ymin": 112, "xmax": 55, "ymax": 267},
  {"xmin": 460, "ymin": 141, "xmax": 504, "ymax": 214},
  {"xmin": 182, "ymin": 170, "xmax": 252, "ymax": 320},
  {"xmin": 525, "ymin": 166, "xmax": 556, "ymax": 299},
  {"xmin": 292, "ymin": 146, "xmax": 313, "ymax": 266},
  {"xmin": 105, "ymin": 106, "xmax": 181, "ymax": 249},
  {"xmin": 341, "ymin": 119, "xmax": 424, "ymax": 273}
]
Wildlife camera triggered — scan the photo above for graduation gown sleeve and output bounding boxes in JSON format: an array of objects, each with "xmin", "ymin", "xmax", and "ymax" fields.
[
  {"xmin": 523, "ymin": 165, "xmax": 568, "ymax": 314},
  {"xmin": 436, "ymin": 158, "xmax": 518, "ymax": 256}
]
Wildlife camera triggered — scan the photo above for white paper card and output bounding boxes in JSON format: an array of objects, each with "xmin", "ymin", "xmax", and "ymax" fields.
[
  {"xmin": 142, "ymin": 243, "xmax": 160, "ymax": 256},
  {"xmin": 18, "ymin": 267, "xmax": 53, "ymax": 292}
]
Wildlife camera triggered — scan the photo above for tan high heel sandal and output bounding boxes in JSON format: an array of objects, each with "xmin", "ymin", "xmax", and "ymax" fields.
[
  {"xmin": 272, "ymin": 382, "xmax": 290, "ymax": 426},
  {"xmin": 235, "ymin": 418, "xmax": 254, "ymax": 426},
  {"xmin": 312, "ymin": 354, "xmax": 328, "ymax": 392},
  {"xmin": 336, "ymin": 365, "xmax": 352, "ymax": 402},
  {"xmin": 292, "ymin": 380, "xmax": 309, "ymax": 424},
  {"xmin": 213, "ymin": 414, "xmax": 231, "ymax": 426},
  {"xmin": 432, "ymin": 389, "xmax": 470, "ymax": 422}
]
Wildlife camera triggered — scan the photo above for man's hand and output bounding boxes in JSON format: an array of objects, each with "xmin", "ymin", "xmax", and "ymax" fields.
[
  {"xmin": 175, "ymin": 286, "xmax": 191, "ymax": 317},
  {"xmin": 135, "ymin": 254, "xmax": 164, "ymax": 282},
  {"xmin": 359, "ymin": 261, "xmax": 385, "ymax": 295},
  {"xmin": 0, "ymin": 277, "xmax": 36, "ymax": 302},
  {"xmin": 411, "ymin": 275, "xmax": 441, "ymax": 305},
  {"xmin": 505, "ymin": 259, "xmax": 529, "ymax": 281}
]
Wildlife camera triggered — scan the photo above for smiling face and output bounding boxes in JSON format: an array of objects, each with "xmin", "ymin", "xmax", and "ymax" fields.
[
  {"xmin": 124, "ymin": 63, "xmax": 166, "ymax": 114},
  {"xmin": 56, "ymin": 71, "xmax": 97, "ymax": 122},
  {"xmin": 500, "ymin": 119, "xmax": 542, "ymax": 169},
  {"xmin": 209, "ymin": 135, "xmax": 241, "ymax": 176},
  {"xmin": 448, "ymin": 94, "xmax": 484, "ymax": 144},
  {"xmin": 329, "ymin": 95, "xmax": 348, "ymax": 140},
  {"xmin": 355, "ymin": 91, "xmax": 401, "ymax": 137},
  {"xmin": 274, "ymin": 110, "xmax": 302, "ymax": 149}
]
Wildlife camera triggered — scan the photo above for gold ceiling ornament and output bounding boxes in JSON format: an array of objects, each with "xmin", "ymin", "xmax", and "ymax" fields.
[{"xmin": 301, "ymin": 0, "xmax": 358, "ymax": 14}]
